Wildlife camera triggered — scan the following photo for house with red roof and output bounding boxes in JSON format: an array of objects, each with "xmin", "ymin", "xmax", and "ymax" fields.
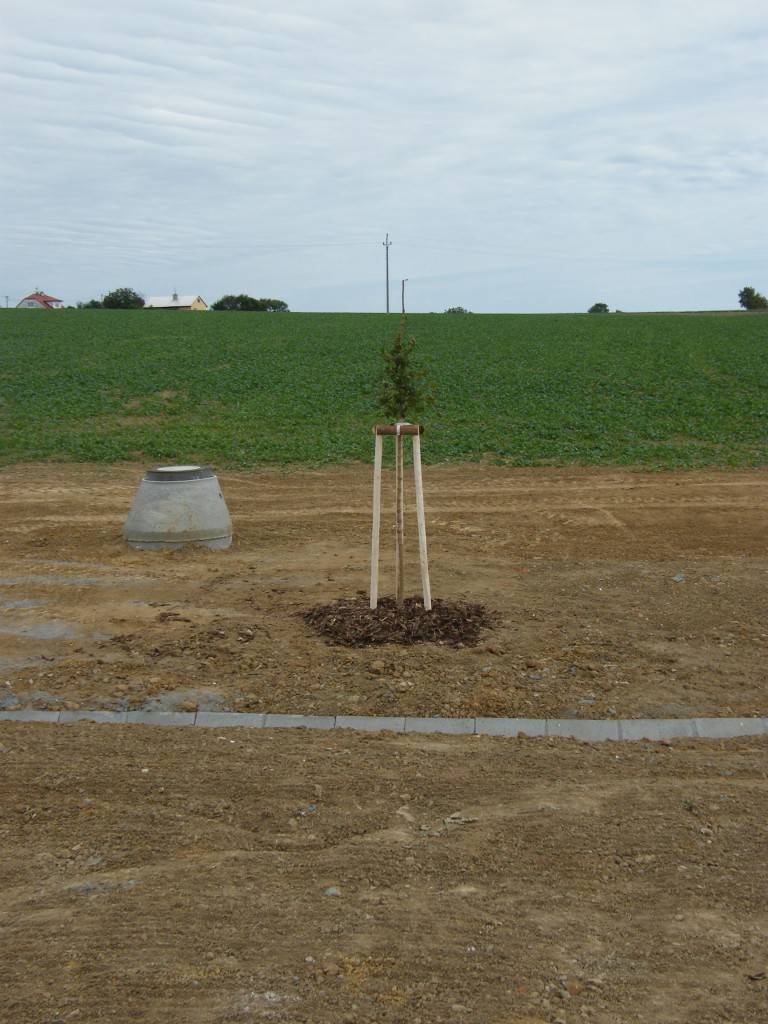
[{"xmin": 16, "ymin": 291, "xmax": 65, "ymax": 309}]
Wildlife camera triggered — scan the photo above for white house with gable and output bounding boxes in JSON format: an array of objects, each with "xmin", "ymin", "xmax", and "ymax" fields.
[{"xmin": 145, "ymin": 292, "xmax": 208, "ymax": 311}]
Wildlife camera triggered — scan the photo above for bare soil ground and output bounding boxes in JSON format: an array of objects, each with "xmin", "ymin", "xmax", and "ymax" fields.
[
  {"xmin": 1, "ymin": 463, "xmax": 766, "ymax": 720},
  {"xmin": 1, "ymin": 463, "xmax": 766, "ymax": 1023}
]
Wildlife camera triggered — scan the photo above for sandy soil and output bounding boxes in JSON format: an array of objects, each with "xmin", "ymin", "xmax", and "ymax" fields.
[
  {"xmin": 0, "ymin": 463, "xmax": 766, "ymax": 720},
  {"xmin": 1, "ymin": 463, "xmax": 766, "ymax": 1023}
]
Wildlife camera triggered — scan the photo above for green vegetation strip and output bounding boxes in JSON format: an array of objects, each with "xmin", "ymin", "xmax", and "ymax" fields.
[{"xmin": 0, "ymin": 310, "xmax": 766, "ymax": 468}]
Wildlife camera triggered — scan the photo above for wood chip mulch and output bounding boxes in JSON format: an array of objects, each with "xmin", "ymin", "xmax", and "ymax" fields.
[{"xmin": 301, "ymin": 595, "xmax": 496, "ymax": 648}]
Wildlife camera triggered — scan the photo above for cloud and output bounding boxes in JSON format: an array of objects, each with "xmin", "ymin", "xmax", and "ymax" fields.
[{"xmin": 1, "ymin": 0, "xmax": 766, "ymax": 310}]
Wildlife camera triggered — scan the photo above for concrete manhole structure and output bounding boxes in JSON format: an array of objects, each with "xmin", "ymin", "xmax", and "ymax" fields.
[{"xmin": 123, "ymin": 465, "xmax": 232, "ymax": 550}]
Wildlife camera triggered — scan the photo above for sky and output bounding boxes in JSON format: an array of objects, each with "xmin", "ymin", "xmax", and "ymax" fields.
[{"xmin": 1, "ymin": 0, "xmax": 766, "ymax": 313}]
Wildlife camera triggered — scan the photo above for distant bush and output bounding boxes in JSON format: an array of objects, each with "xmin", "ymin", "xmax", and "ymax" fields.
[
  {"xmin": 444, "ymin": 306, "xmax": 471, "ymax": 314},
  {"xmin": 212, "ymin": 295, "xmax": 289, "ymax": 311},
  {"xmin": 738, "ymin": 286, "xmax": 767, "ymax": 311},
  {"xmin": 588, "ymin": 302, "xmax": 610, "ymax": 314},
  {"xmin": 102, "ymin": 288, "xmax": 144, "ymax": 309}
]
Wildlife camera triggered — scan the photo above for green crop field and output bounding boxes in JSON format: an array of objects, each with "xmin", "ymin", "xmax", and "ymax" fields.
[{"xmin": 0, "ymin": 310, "xmax": 766, "ymax": 469}]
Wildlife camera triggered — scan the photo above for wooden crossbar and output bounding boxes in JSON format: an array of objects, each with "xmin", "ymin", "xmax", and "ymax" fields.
[{"xmin": 373, "ymin": 423, "xmax": 424, "ymax": 436}]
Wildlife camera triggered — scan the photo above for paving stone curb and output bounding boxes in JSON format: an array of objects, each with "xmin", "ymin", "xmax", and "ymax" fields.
[{"xmin": 0, "ymin": 709, "xmax": 765, "ymax": 740}]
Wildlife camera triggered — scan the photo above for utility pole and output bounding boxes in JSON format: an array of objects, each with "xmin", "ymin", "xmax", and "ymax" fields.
[
  {"xmin": 401, "ymin": 278, "xmax": 408, "ymax": 314},
  {"xmin": 383, "ymin": 234, "xmax": 391, "ymax": 312}
]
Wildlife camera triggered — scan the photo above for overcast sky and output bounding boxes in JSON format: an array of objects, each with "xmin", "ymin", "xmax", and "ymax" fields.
[{"xmin": 1, "ymin": 0, "xmax": 766, "ymax": 312}]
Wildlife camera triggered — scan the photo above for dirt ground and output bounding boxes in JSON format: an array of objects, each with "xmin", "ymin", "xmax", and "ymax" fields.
[
  {"xmin": 1, "ymin": 463, "xmax": 767, "ymax": 1023},
  {"xmin": 1, "ymin": 463, "xmax": 766, "ymax": 720}
]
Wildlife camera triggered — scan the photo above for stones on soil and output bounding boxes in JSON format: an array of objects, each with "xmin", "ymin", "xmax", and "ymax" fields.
[{"xmin": 301, "ymin": 595, "xmax": 496, "ymax": 648}]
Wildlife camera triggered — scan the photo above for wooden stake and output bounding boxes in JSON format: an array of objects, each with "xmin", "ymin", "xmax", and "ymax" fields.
[
  {"xmin": 395, "ymin": 427, "xmax": 405, "ymax": 605},
  {"xmin": 370, "ymin": 432, "xmax": 383, "ymax": 609},
  {"xmin": 370, "ymin": 422, "xmax": 432, "ymax": 610},
  {"xmin": 412, "ymin": 433, "xmax": 432, "ymax": 610}
]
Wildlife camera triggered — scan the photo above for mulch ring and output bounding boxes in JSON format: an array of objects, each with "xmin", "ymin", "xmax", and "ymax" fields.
[{"xmin": 301, "ymin": 595, "xmax": 497, "ymax": 648}]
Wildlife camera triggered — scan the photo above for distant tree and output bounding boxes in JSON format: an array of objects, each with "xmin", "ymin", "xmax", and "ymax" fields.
[
  {"xmin": 102, "ymin": 287, "xmax": 144, "ymax": 309},
  {"xmin": 588, "ymin": 302, "xmax": 610, "ymax": 314},
  {"xmin": 444, "ymin": 306, "xmax": 472, "ymax": 314},
  {"xmin": 76, "ymin": 298, "xmax": 103, "ymax": 309},
  {"xmin": 211, "ymin": 294, "xmax": 289, "ymax": 311},
  {"xmin": 738, "ymin": 286, "xmax": 768, "ymax": 311}
]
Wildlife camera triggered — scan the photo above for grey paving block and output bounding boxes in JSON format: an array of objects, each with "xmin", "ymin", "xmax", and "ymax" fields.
[
  {"xmin": 404, "ymin": 717, "xmax": 476, "ymax": 735},
  {"xmin": 126, "ymin": 711, "xmax": 196, "ymax": 727},
  {"xmin": 693, "ymin": 718, "xmax": 767, "ymax": 739},
  {"xmin": 0, "ymin": 709, "xmax": 60, "ymax": 723},
  {"xmin": 547, "ymin": 719, "xmax": 621, "ymax": 741},
  {"xmin": 335, "ymin": 715, "xmax": 406, "ymax": 733},
  {"xmin": 60, "ymin": 710, "xmax": 128, "ymax": 725},
  {"xmin": 263, "ymin": 714, "xmax": 336, "ymax": 730},
  {"xmin": 475, "ymin": 717, "xmax": 547, "ymax": 737},
  {"xmin": 619, "ymin": 719, "xmax": 696, "ymax": 741},
  {"xmin": 194, "ymin": 712, "xmax": 266, "ymax": 728}
]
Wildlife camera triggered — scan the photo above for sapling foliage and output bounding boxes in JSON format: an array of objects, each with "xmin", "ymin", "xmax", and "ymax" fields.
[{"xmin": 377, "ymin": 313, "xmax": 433, "ymax": 423}]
